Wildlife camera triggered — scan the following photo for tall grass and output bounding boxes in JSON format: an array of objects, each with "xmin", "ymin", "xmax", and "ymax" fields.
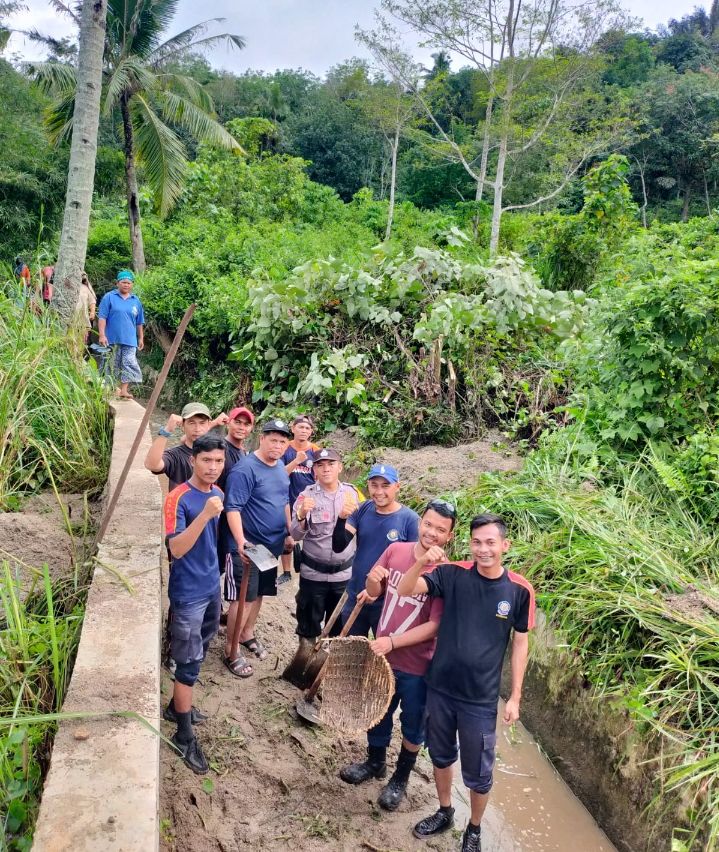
[
  {"xmin": 0, "ymin": 286, "xmax": 111, "ymax": 510},
  {"xmin": 456, "ymin": 455, "xmax": 719, "ymax": 850}
]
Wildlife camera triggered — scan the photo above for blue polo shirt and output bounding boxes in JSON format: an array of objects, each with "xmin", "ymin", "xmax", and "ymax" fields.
[
  {"xmin": 343, "ymin": 501, "xmax": 419, "ymax": 620},
  {"xmin": 98, "ymin": 290, "xmax": 145, "ymax": 346},
  {"xmin": 224, "ymin": 453, "xmax": 290, "ymax": 557},
  {"xmin": 164, "ymin": 482, "xmax": 222, "ymax": 603}
]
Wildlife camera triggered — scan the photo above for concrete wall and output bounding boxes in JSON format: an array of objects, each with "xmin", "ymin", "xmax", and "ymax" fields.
[{"xmin": 33, "ymin": 400, "xmax": 162, "ymax": 852}]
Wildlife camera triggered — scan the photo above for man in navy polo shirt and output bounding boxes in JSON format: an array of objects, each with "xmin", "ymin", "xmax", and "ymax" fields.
[
  {"xmin": 163, "ymin": 434, "xmax": 226, "ymax": 774},
  {"xmin": 97, "ymin": 269, "xmax": 145, "ymax": 400},
  {"xmin": 332, "ymin": 463, "xmax": 419, "ymax": 636},
  {"xmin": 397, "ymin": 513, "xmax": 536, "ymax": 852}
]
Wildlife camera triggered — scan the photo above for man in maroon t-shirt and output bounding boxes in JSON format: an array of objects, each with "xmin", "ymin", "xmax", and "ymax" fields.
[{"xmin": 339, "ymin": 499, "xmax": 457, "ymax": 811}]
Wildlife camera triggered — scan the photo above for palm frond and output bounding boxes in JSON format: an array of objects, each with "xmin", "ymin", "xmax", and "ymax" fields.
[
  {"xmin": 48, "ymin": 0, "xmax": 80, "ymax": 25},
  {"xmin": 131, "ymin": 93, "xmax": 187, "ymax": 216},
  {"xmin": 107, "ymin": 0, "xmax": 178, "ymax": 58},
  {"xmin": 104, "ymin": 55, "xmax": 157, "ymax": 114},
  {"xmin": 156, "ymin": 72, "xmax": 212, "ymax": 112},
  {"xmin": 157, "ymin": 90, "xmax": 241, "ymax": 152},
  {"xmin": 31, "ymin": 60, "xmax": 77, "ymax": 97},
  {"xmin": 44, "ymin": 91, "xmax": 76, "ymax": 146},
  {"xmin": 149, "ymin": 25, "xmax": 245, "ymax": 68}
]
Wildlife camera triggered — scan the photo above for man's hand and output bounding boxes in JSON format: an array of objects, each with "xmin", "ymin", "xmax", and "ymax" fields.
[
  {"xmin": 339, "ymin": 491, "xmax": 358, "ymax": 519},
  {"xmin": 369, "ymin": 636, "xmax": 393, "ymax": 656},
  {"xmin": 99, "ymin": 333, "xmax": 109, "ymax": 347},
  {"xmin": 283, "ymin": 535, "xmax": 294, "ymax": 555},
  {"xmin": 165, "ymin": 414, "xmax": 183, "ymax": 433},
  {"xmin": 211, "ymin": 412, "xmax": 230, "ymax": 428},
  {"xmin": 202, "ymin": 496, "xmax": 224, "ymax": 520},
  {"xmin": 356, "ymin": 589, "xmax": 378, "ymax": 605},
  {"xmin": 367, "ymin": 564, "xmax": 389, "ymax": 588},
  {"xmin": 503, "ymin": 696, "xmax": 521, "ymax": 725},
  {"xmin": 137, "ymin": 338, "xmax": 145, "ymax": 351},
  {"xmin": 295, "ymin": 449, "xmax": 308, "ymax": 464},
  {"xmin": 297, "ymin": 495, "xmax": 316, "ymax": 520},
  {"xmin": 421, "ymin": 545, "xmax": 447, "ymax": 566}
]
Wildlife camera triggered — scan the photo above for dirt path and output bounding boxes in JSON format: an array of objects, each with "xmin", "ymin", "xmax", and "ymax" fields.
[{"xmin": 159, "ymin": 586, "xmax": 614, "ymax": 852}]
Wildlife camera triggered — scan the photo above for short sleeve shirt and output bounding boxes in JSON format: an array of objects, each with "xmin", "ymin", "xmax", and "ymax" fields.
[
  {"xmin": 424, "ymin": 564, "xmax": 536, "ymax": 707},
  {"xmin": 164, "ymin": 482, "xmax": 222, "ymax": 603},
  {"xmin": 224, "ymin": 453, "xmax": 290, "ymax": 557},
  {"xmin": 98, "ymin": 290, "xmax": 145, "ymax": 347},
  {"xmin": 343, "ymin": 502, "xmax": 420, "ymax": 619},
  {"xmin": 282, "ymin": 443, "xmax": 321, "ymax": 505},
  {"xmin": 375, "ymin": 542, "xmax": 444, "ymax": 676},
  {"xmin": 218, "ymin": 440, "xmax": 246, "ymax": 490},
  {"xmin": 290, "ymin": 481, "xmax": 359, "ymax": 581},
  {"xmin": 154, "ymin": 443, "xmax": 194, "ymax": 492}
]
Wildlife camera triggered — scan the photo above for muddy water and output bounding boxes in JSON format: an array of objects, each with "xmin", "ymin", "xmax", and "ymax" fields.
[{"xmin": 455, "ymin": 698, "xmax": 615, "ymax": 851}]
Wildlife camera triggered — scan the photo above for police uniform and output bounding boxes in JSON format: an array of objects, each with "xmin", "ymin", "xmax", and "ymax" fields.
[{"xmin": 290, "ymin": 449, "xmax": 359, "ymax": 638}]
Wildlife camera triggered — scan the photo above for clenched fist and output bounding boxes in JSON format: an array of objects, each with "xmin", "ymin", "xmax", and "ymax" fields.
[
  {"xmin": 367, "ymin": 564, "xmax": 389, "ymax": 587},
  {"xmin": 297, "ymin": 495, "xmax": 316, "ymax": 520},
  {"xmin": 339, "ymin": 491, "xmax": 358, "ymax": 519},
  {"xmin": 202, "ymin": 496, "xmax": 224, "ymax": 519},
  {"xmin": 421, "ymin": 545, "xmax": 446, "ymax": 566},
  {"xmin": 295, "ymin": 449, "xmax": 308, "ymax": 464},
  {"xmin": 165, "ymin": 413, "xmax": 183, "ymax": 433}
]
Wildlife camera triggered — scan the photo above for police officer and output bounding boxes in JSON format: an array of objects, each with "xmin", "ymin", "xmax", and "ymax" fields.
[{"xmin": 290, "ymin": 448, "xmax": 361, "ymax": 647}]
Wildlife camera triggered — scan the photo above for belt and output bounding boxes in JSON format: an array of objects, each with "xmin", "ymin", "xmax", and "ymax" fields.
[{"xmin": 300, "ymin": 552, "xmax": 353, "ymax": 575}]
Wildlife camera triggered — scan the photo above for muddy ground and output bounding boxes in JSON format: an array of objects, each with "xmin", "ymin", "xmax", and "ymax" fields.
[{"xmin": 0, "ymin": 491, "xmax": 102, "ymax": 590}]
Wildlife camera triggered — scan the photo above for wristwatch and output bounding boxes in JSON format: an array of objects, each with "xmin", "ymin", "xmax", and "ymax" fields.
[{"xmin": 158, "ymin": 427, "xmax": 173, "ymax": 438}]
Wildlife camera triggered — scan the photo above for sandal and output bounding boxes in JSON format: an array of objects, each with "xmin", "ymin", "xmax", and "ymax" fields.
[
  {"xmin": 240, "ymin": 637, "xmax": 268, "ymax": 661},
  {"xmin": 222, "ymin": 654, "xmax": 254, "ymax": 678}
]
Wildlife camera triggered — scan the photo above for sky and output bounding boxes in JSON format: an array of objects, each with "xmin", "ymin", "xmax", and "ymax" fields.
[{"xmin": 5, "ymin": 0, "xmax": 702, "ymax": 76}]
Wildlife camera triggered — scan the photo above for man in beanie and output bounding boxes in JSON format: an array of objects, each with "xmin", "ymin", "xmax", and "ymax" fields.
[{"xmin": 97, "ymin": 269, "xmax": 145, "ymax": 400}]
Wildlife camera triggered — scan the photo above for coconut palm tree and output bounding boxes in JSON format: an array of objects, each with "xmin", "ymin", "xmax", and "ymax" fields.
[{"xmin": 35, "ymin": 0, "xmax": 245, "ymax": 271}]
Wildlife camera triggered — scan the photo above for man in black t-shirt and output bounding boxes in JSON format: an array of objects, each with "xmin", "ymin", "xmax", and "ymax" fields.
[
  {"xmin": 396, "ymin": 513, "xmax": 535, "ymax": 852},
  {"xmin": 144, "ymin": 402, "xmax": 229, "ymax": 490}
]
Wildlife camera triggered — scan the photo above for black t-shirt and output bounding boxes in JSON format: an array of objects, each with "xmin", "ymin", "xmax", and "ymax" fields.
[
  {"xmin": 157, "ymin": 443, "xmax": 193, "ymax": 491},
  {"xmin": 218, "ymin": 440, "xmax": 246, "ymax": 490},
  {"xmin": 424, "ymin": 563, "xmax": 535, "ymax": 708}
]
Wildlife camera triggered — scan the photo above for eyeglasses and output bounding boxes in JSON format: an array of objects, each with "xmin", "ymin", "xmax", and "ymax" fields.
[{"xmin": 426, "ymin": 499, "xmax": 457, "ymax": 517}]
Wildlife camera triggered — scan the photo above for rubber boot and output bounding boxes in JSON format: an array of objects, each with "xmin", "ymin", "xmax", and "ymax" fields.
[
  {"xmin": 339, "ymin": 745, "xmax": 387, "ymax": 784},
  {"xmin": 377, "ymin": 745, "xmax": 417, "ymax": 811}
]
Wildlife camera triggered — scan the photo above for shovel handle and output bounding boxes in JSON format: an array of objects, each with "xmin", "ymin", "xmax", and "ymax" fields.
[
  {"xmin": 317, "ymin": 589, "xmax": 348, "ymax": 644},
  {"xmin": 305, "ymin": 597, "xmax": 366, "ymax": 701}
]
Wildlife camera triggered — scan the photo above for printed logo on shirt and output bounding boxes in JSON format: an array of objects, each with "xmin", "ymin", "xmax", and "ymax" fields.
[
  {"xmin": 386, "ymin": 528, "xmax": 399, "ymax": 542},
  {"xmin": 131, "ymin": 305, "xmax": 138, "ymax": 317},
  {"xmin": 496, "ymin": 599, "xmax": 511, "ymax": 619}
]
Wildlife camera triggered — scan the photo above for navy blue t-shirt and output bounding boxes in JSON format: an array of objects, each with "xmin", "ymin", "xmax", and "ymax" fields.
[
  {"xmin": 343, "ymin": 501, "xmax": 419, "ymax": 618},
  {"xmin": 164, "ymin": 482, "xmax": 222, "ymax": 603},
  {"xmin": 224, "ymin": 453, "xmax": 290, "ymax": 557},
  {"xmin": 282, "ymin": 443, "xmax": 320, "ymax": 506}
]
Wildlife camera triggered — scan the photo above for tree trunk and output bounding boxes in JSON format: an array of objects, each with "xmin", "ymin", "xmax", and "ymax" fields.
[
  {"xmin": 121, "ymin": 94, "xmax": 146, "ymax": 272},
  {"xmin": 681, "ymin": 183, "xmax": 691, "ymax": 223},
  {"xmin": 472, "ymin": 95, "xmax": 494, "ymax": 240},
  {"xmin": 490, "ymin": 68, "xmax": 513, "ymax": 256},
  {"xmin": 636, "ymin": 160, "xmax": 648, "ymax": 228},
  {"xmin": 52, "ymin": 0, "xmax": 108, "ymax": 326},
  {"xmin": 385, "ymin": 124, "xmax": 399, "ymax": 242},
  {"xmin": 703, "ymin": 170, "xmax": 712, "ymax": 215}
]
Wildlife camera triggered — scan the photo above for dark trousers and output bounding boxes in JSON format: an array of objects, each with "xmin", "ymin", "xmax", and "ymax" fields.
[{"xmin": 296, "ymin": 575, "xmax": 348, "ymax": 638}]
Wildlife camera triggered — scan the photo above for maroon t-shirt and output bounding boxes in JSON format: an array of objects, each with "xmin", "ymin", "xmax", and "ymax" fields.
[{"xmin": 375, "ymin": 542, "xmax": 444, "ymax": 676}]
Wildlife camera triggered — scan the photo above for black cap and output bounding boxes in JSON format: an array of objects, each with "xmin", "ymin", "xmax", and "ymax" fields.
[
  {"xmin": 314, "ymin": 447, "xmax": 342, "ymax": 462},
  {"xmin": 261, "ymin": 418, "xmax": 292, "ymax": 437}
]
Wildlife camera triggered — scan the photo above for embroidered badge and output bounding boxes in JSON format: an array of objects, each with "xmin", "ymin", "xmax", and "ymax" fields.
[
  {"xmin": 386, "ymin": 528, "xmax": 399, "ymax": 541},
  {"xmin": 496, "ymin": 600, "xmax": 511, "ymax": 619}
]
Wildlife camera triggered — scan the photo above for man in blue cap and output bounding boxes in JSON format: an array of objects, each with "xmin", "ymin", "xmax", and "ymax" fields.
[
  {"xmin": 332, "ymin": 463, "xmax": 419, "ymax": 637},
  {"xmin": 98, "ymin": 269, "xmax": 145, "ymax": 399}
]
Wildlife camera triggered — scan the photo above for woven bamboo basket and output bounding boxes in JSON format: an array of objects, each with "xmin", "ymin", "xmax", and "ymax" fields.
[{"xmin": 318, "ymin": 637, "xmax": 395, "ymax": 734}]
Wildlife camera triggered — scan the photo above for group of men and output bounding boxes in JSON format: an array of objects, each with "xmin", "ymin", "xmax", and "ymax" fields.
[{"xmin": 146, "ymin": 402, "xmax": 535, "ymax": 852}]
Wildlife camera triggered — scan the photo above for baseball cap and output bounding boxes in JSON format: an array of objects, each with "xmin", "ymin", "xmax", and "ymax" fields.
[
  {"xmin": 292, "ymin": 414, "xmax": 314, "ymax": 427},
  {"xmin": 116, "ymin": 269, "xmax": 135, "ymax": 282},
  {"xmin": 229, "ymin": 406, "xmax": 255, "ymax": 424},
  {"xmin": 368, "ymin": 463, "xmax": 399, "ymax": 483},
  {"xmin": 261, "ymin": 418, "xmax": 292, "ymax": 437},
  {"xmin": 181, "ymin": 402, "xmax": 211, "ymax": 420},
  {"xmin": 314, "ymin": 447, "xmax": 342, "ymax": 463}
]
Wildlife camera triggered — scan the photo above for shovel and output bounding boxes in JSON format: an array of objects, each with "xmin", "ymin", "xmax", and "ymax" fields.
[
  {"xmin": 282, "ymin": 589, "xmax": 348, "ymax": 688},
  {"xmin": 295, "ymin": 596, "xmax": 365, "ymax": 726}
]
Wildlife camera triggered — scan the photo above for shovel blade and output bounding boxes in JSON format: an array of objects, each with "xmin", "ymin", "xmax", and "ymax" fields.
[{"xmin": 296, "ymin": 697, "xmax": 322, "ymax": 726}]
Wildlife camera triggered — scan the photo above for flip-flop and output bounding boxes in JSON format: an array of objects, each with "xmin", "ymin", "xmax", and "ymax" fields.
[
  {"xmin": 222, "ymin": 654, "xmax": 254, "ymax": 678},
  {"xmin": 240, "ymin": 637, "xmax": 268, "ymax": 661}
]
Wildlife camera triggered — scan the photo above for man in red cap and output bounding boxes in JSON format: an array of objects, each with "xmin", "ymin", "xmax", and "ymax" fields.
[{"xmin": 219, "ymin": 406, "xmax": 255, "ymax": 487}]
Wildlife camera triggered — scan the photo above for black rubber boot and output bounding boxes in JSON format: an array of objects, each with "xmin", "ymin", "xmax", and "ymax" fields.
[
  {"xmin": 378, "ymin": 745, "xmax": 417, "ymax": 811},
  {"xmin": 339, "ymin": 745, "xmax": 387, "ymax": 784}
]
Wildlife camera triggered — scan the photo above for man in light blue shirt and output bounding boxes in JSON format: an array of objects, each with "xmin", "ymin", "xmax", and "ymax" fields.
[{"xmin": 98, "ymin": 269, "xmax": 145, "ymax": 399}]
